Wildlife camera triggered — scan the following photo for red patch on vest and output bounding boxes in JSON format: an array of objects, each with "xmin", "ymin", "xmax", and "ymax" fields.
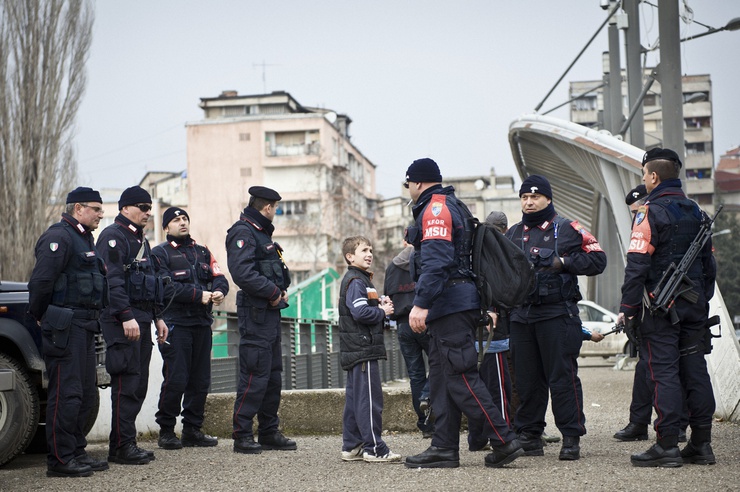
[
  {"xmin": 627, "ymin": 205, "xmax": 654, "ymax": 255},
  {"xmin": 570, "ymin": 220, "xmax": 603, "ymax": 253},
  {"xmin": 421, "ymin": 194, "xmax": 452, "ymax": 242}
]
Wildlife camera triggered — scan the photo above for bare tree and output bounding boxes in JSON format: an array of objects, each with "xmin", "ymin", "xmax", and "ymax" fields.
[{"xmin": 0, "ymin": 0, "xmax": 93, "ymax": 279}]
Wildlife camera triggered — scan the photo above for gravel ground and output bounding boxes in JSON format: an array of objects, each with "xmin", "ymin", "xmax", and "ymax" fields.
[{"xmin": 1, "ymin": 363, "xmax": 739, "ymax": 492}]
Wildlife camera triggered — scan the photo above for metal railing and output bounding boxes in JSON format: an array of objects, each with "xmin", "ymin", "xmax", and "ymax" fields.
[{"xmin": 209, "ymin": 312, "xmax": 407, "ymax": 393}]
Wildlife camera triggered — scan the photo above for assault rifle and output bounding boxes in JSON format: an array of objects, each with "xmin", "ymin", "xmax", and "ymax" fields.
[{"xmin": 648, "ymin": 205, "xmax": 722, "ymax": 324}]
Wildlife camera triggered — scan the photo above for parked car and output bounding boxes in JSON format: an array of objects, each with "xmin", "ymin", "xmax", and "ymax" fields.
[
  {"xmin": 578, "ymin": 300, "xmax": 629, "ymax": 358},
  {"xmin": 0, "ymin": 280, "xmax": 109, "ymax": 466}
]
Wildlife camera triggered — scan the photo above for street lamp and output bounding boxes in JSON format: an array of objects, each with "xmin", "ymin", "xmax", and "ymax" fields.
[{"xmin": 679, "ymin": 17, "xmax": 740, "ymax": 43}]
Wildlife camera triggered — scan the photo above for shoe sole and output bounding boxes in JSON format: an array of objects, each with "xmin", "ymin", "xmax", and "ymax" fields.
[
  {"xmin": 233, "ymin": 447, "xmax": 262, "ymax": 454},
  {"xmin": 46, "ymin": 469, "xmax": 94, "ymax": 477},
  {"xmin": 558, "ymin": 453, "xmax": 580, "ymax": 461},
  {"xmin": 107, "ymin": 457, "xmax": 150, "ymax": 465},
  {"xmin": 631, "ymin": 458, "xmax": 682, "ymax": 468},
  {"xmin": 404, "ymin": 461, "xmax": 459, "ymax": 469},
  {"xmin": 182, "ymin": 441, "xmax": 218, "ymax": 447},
  {"xmin": 260, "ymin": 444, "xmax": 297, "ymax": 451},
  {"xmin": 341, "ymin": 455, "xmax": 364, "ymax": 462},
  {"xmin": 86, "ymin": 463, "xmax": 110, "ymax": 471},
  {"xmin": 522, "ymin": 449, "xmax": 544, "ymax": 456},
  {"xmin": 485, "ymin": 447, "xmax": 525, "ymax": 468},
  {"xmin": 614, "ymin": 435, "xmax": 648, "ymax": 441},
  {"xmin": 683, "ymin": 457, "xmax": 716, "ymax": 465}
]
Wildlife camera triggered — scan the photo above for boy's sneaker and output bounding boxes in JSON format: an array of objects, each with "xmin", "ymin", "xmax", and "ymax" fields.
[
  {"xmin": 341, "ymin": 444, "xmax": 364, "ymax": 461},
  {"xmin": 363, "ymin": 450, "xmax": 402, "ymax": 463}
]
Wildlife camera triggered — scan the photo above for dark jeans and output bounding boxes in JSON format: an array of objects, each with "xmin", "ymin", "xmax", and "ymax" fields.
[{"xmin": 396, "ymin": 322, "xmax": 432, "ymax": 432}]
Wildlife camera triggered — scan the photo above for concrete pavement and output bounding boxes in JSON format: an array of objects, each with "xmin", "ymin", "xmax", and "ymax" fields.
[{"xmin": 1, "ymin": 363, "xmax": 739, "ymax": 491}]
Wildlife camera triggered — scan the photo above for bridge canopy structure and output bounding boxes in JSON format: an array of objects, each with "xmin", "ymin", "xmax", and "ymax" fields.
[{"xmin": 508, "ymin": 114, "xmax": 740, "ymax": 422}]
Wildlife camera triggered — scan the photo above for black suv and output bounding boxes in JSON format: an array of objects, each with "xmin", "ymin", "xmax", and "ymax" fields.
[{"xmin": 0, "ymin": 280, "xmax": 109, "ymax": 466}]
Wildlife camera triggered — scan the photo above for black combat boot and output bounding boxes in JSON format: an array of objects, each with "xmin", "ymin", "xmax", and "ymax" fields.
[
  {"xmin": 613, "ymin": 422, "xmax": 648, "ymax": 441},
  {"xmin": 108, "ymin": 442, "xmax": 151, "ymax": 465},
  {"xmin": 181, "ymin": 428, "xmax": 218, "ymax": 447},
  {"xmin": 234, "ymin": 436, "xmax": 262, "ymax": 454},
  {"xmin": 559, "ymin": 436, "xmax": 580, "ymax": 461},
  {"xmin": 404, "ymin": 446, "xmax": 460, "ymax": 468},
  {"xmin": 158, "ymin": 428, "xmax": 183, "ymax": 450},
  {"xmin": 630, "ymin": 435, "xmax": 682, "ymax": 467},
  {"xmin": 518, "ymin": 432, "xmax": 544, "ymax": 456},
  {"xmin": 74, "ymin": 453, "xmax": 109, "ymax": 471},
  {"xmin": 681, "ymin": 426, "xmax": 716, "ymax": 465},
  {"xmin": 259, "ymin": 430, "xmax": 297, "ymax": 450},
  {"xmin": 485, "ymin": 439, "xmax": 524, "ymax": 468}
]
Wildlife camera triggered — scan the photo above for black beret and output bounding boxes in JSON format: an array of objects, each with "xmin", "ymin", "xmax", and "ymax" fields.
[
  {"xmin": 642, "ymin": 147, "xmax": 682, "ymax": 169},
  {"xmin": 118, "ymin": 186, "xmax": 152, "ymax": 209},
  {"xmin": 625, "ymin": 185, "xmax": 648, "ymax": 205},
  {"xmin": 405, "ymin": 158, "xmax": 443, "ymax": 183},
  {"xmin": 519, "ymin": 175, "xmax": 552, "ymax": 199},
  {"xmin": 248, "ymin": 186, "xmax": 282, "ymax": 201},
  {"xmin": 66, "ymin": 186, "xmax": 102, "ymax": 204},
  {"xmin": 162, "ymin": 207, "xmax": 189, "ymax": 229}
]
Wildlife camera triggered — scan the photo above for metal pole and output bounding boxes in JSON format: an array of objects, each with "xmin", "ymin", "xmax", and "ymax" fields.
[
  {"xmin": 607, "ymin": 14, "xmax": 623, "ymax": 134},
  {"xmin": 623, "ymin": 0, "xmax": 645, "ymax": 149},
  {"xmin": 658, "ymin": 0, "xmax": 686, "ymax": 181}
]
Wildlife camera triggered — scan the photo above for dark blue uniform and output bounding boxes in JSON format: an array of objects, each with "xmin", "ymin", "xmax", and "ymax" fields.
[
  {"xmin": 97, "ymin": 215, "xmax": 163, "ymax": 455},
  {"xmin": 226, "ymin": 207, "xmax": 290, "ymax": 442},
  {"xmin": 405, "ymin": 185, "xmax": 516, "ymax": 451},
  {"xmin": 152, "ymin": 236, "xmax": 228, "ymax": 434},
  {"xmin": 29, "ymin": 214, "xmax": 107, "ymax": 470},
  {"xmin": 506, "ymin": 214, "xmax": 606, "ymax": 441},
  {"xmin": 619, "ymin": 181, "xmax": 716, "ymax": 442}
]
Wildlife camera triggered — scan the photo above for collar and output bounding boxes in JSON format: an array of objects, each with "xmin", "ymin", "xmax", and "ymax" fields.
[
  {"xmin": 521, "ymin": 202, "xmax": 556, "ymax": 228},
  {"xmin": 115, "ymin": 213, "xmax": 144, "ymax": 237},
  {"xmin": 166, "ymin": 234, "xmax": 194, "ymax": 249},
  {"xmin": 241, "ymin": 207, "xmax": 275, "ymax": 236},
  {"xmin": 348, "ymin": 265, "xmax": 373, "ymax": 280},
  {"xmin": 61, "ymin": 213, "xmax": 90, "ymax": 236}
]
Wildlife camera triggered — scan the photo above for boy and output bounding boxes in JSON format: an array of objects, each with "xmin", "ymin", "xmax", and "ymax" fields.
[{"xmin": 338, "ymin": 236, "xmax": 401, "ymax": 463}]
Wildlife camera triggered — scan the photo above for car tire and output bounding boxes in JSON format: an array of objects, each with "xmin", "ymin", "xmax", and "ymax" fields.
[{"xmin": 0, "ymin": 353, "xmax": 40, "ymax": 467}]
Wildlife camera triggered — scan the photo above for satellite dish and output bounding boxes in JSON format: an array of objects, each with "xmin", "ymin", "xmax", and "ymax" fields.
[
  {"xmin": 474, "ymin": 179, "xmax": 486, "ymax": 191},
  {"xmin": 324, "ymin": 111, "xmax": 337, "ymax": 124}
]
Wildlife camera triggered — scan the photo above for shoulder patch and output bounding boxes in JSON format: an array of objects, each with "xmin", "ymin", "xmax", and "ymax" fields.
[
  {"xmin": 569, "ymin": 220, "xmax": 603, "ymax": 253},
  {"xmin": 108, "ymin": 239, "xmax": 117, "ymax": 248},
  {"xmin": 236, "ymin": 239, "xmax": 244, "ymax": 249},
  {"xmin": 49, "ymin": 242, "xmax": 59, "ymax": 252},
  {"xmin": 628, "ymin": 205, "xmax": 654, "ymax": 255},
  {"xmin": 421, "ymin": 194, "xmax": 453, "ymax": 242}
]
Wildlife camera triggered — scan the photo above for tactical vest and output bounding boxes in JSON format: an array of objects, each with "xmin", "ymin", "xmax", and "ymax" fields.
[
  {"xmin": 51, "ymin": 222, "xmax": 108, "ymax": 309},
  {"xmin": 234, "ymin": 220, "xmax": 291, "ymax": 291},
  {"xmin": 509, "ymin": 217, "xmax": 581, "ymax": 305},
  {"xmin": 646, "ymin": 196, "xmax": 704, "ymax": 291},
  {"xmin": 158, "ymin": 240, "xmax": 215, "ymax": 316},
  {"xmin": 121, "ymin": 233, "xmax": 163, "ymax": 305},
  {"xmin": 338, "ymin": 267, "xmax": 386, "ymax": 370},
  {"xmin": 407, "ymin": 193, "xmax": 475, "ymax": 281}
]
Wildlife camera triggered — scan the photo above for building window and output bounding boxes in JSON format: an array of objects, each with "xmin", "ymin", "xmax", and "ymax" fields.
[
  {"xmin": 223, "ymin": 106, "xmax": 247, "ymax": 117},
  {"xmin": 643, "ymin": 94, "xmax": 660, "ymax": 106},
  {"xmin": 240, "ymin": 167, "xmax": 252, "ymax": 177},
  {"xmin": 686, "ymin": 142, "xmax": 706, "ymax": 155},
  {"xmin": 265, "ymin": 131, "xmax": 320, "ymax": 156},
  {"xmin": 239, "ymin": 133, "xmax": 251, "ymax": 141},
  {"xmin": 684, "ymin": 117, "xmax": 710, "ymax": 129},
  {"xmin": 572, "ymin": 95, "xmax": 597, "ymax": 111},
  {"xmin": 276, "ymin": 200, "xmax": 307, "ymax": 216}
]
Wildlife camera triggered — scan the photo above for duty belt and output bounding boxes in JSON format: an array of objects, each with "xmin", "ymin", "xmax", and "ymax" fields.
[
  {"xmin": 446, "ymin": 277, "xmax": 473, "ymax": 287},
  {"xmin": 72, "ymin": 309, "xmax": 101, "ymax": 320}
]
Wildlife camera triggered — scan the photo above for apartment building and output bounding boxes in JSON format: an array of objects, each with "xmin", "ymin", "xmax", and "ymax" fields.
[
  {"xmin": 185, "ymin": 91, "xmax": 377, "ymax": 308},
  {"xmin": 570, "ymin": 71, "xmax": 714, "ymax": 207}
]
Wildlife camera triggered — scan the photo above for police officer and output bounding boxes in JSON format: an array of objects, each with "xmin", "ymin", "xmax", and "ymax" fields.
[
  {"xmin": 227, "ymin": 186, "xmax": 296, "ymax": 454},
  {"xmin": 402, "ymin": 158, "xmax": 523, "ymax": 469},
  {"xmin": 152, "ymin": 207, "xmax": 229, "ymax": 449},
  {"xmin": 28, "ymin": 187, "xmax": 109, "ymax": 477},
  {"xmin": 97, "ymin": 186, "xmax": 168, "ymax": 465},
  {"xmin": 614, "ymin": 186, "xmax": 688, "ymax": 444},
  {"xmin": 617, "ymin": 148, "xmax": 716, "ymax": 467},
  {"xmin": 506, "ymin": 175, "xmax": 606, "ymax": 460}
]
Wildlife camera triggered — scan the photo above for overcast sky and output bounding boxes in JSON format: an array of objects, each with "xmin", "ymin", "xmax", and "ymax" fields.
[{"xmin": 75, "ymin": 0, "xmax": 740, "ymax": 200}]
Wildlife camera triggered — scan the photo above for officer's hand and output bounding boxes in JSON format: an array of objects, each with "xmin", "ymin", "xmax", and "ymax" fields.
[
  {"xmin": 211, "ymin": 291, "xmax": 225, "ymax": 306},
  {"xmin": 123, "ymin": 319, "xmax": 140, "ymax": 341},
  {"xmin": 281, "ymin": 291, "xmax": 289, "ymax": 304},
  {"xmin": 488, "ymin": 311, "xmax": 498, "ymax": 332},
  {"xmin": 591, "ymin": 332, "xmax": 605, "ymax": 343},
  {"xmin": 409, "ymin": 305, "xmax": 428, "ymax": 333},
  {"xmin": 201, "ymin": 291, "xmax": 213, "ymax": 305},
  {"xmin": 617, "ymin": 312, "xmax": 626, "ymax": 326},
  {"xmin": 155, "ymin": 319, "xmax": 168, "ymax": 345}
]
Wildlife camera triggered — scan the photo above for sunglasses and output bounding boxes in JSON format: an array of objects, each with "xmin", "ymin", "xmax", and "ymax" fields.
[
  {"xmin": 131, "ymin": 203, "xmax": 152, "ymax": 212},
  {"xmin": 403, "ymin": 181, "xmax": 410, "ymax": 189}
]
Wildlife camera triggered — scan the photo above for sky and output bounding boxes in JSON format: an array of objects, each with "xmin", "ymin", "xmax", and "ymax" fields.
[{"xmin": 75, "ymin": 0, "xmax": 740, "ymax": 200}]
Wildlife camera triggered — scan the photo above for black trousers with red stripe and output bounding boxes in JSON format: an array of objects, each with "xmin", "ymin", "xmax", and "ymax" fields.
[
  {"xmin": 42, "ymin": 318, "xmax": 98, "ymax": 467},
  {"xmin": 427, "ymin": 310, "xmax": 516, "ymax": 450},
  {"xmin": 468, "ymin": 351, "xmax": 513, "ymax": 449},
  {"xmin": 510, "ymin": 314, "xmax": 586, "ymax": 438}
]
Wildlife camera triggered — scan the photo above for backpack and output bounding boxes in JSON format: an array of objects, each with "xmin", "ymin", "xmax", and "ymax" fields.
[{"xmin": 470, "ymin": 218, "xmax": 535, "ymax": 311}]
